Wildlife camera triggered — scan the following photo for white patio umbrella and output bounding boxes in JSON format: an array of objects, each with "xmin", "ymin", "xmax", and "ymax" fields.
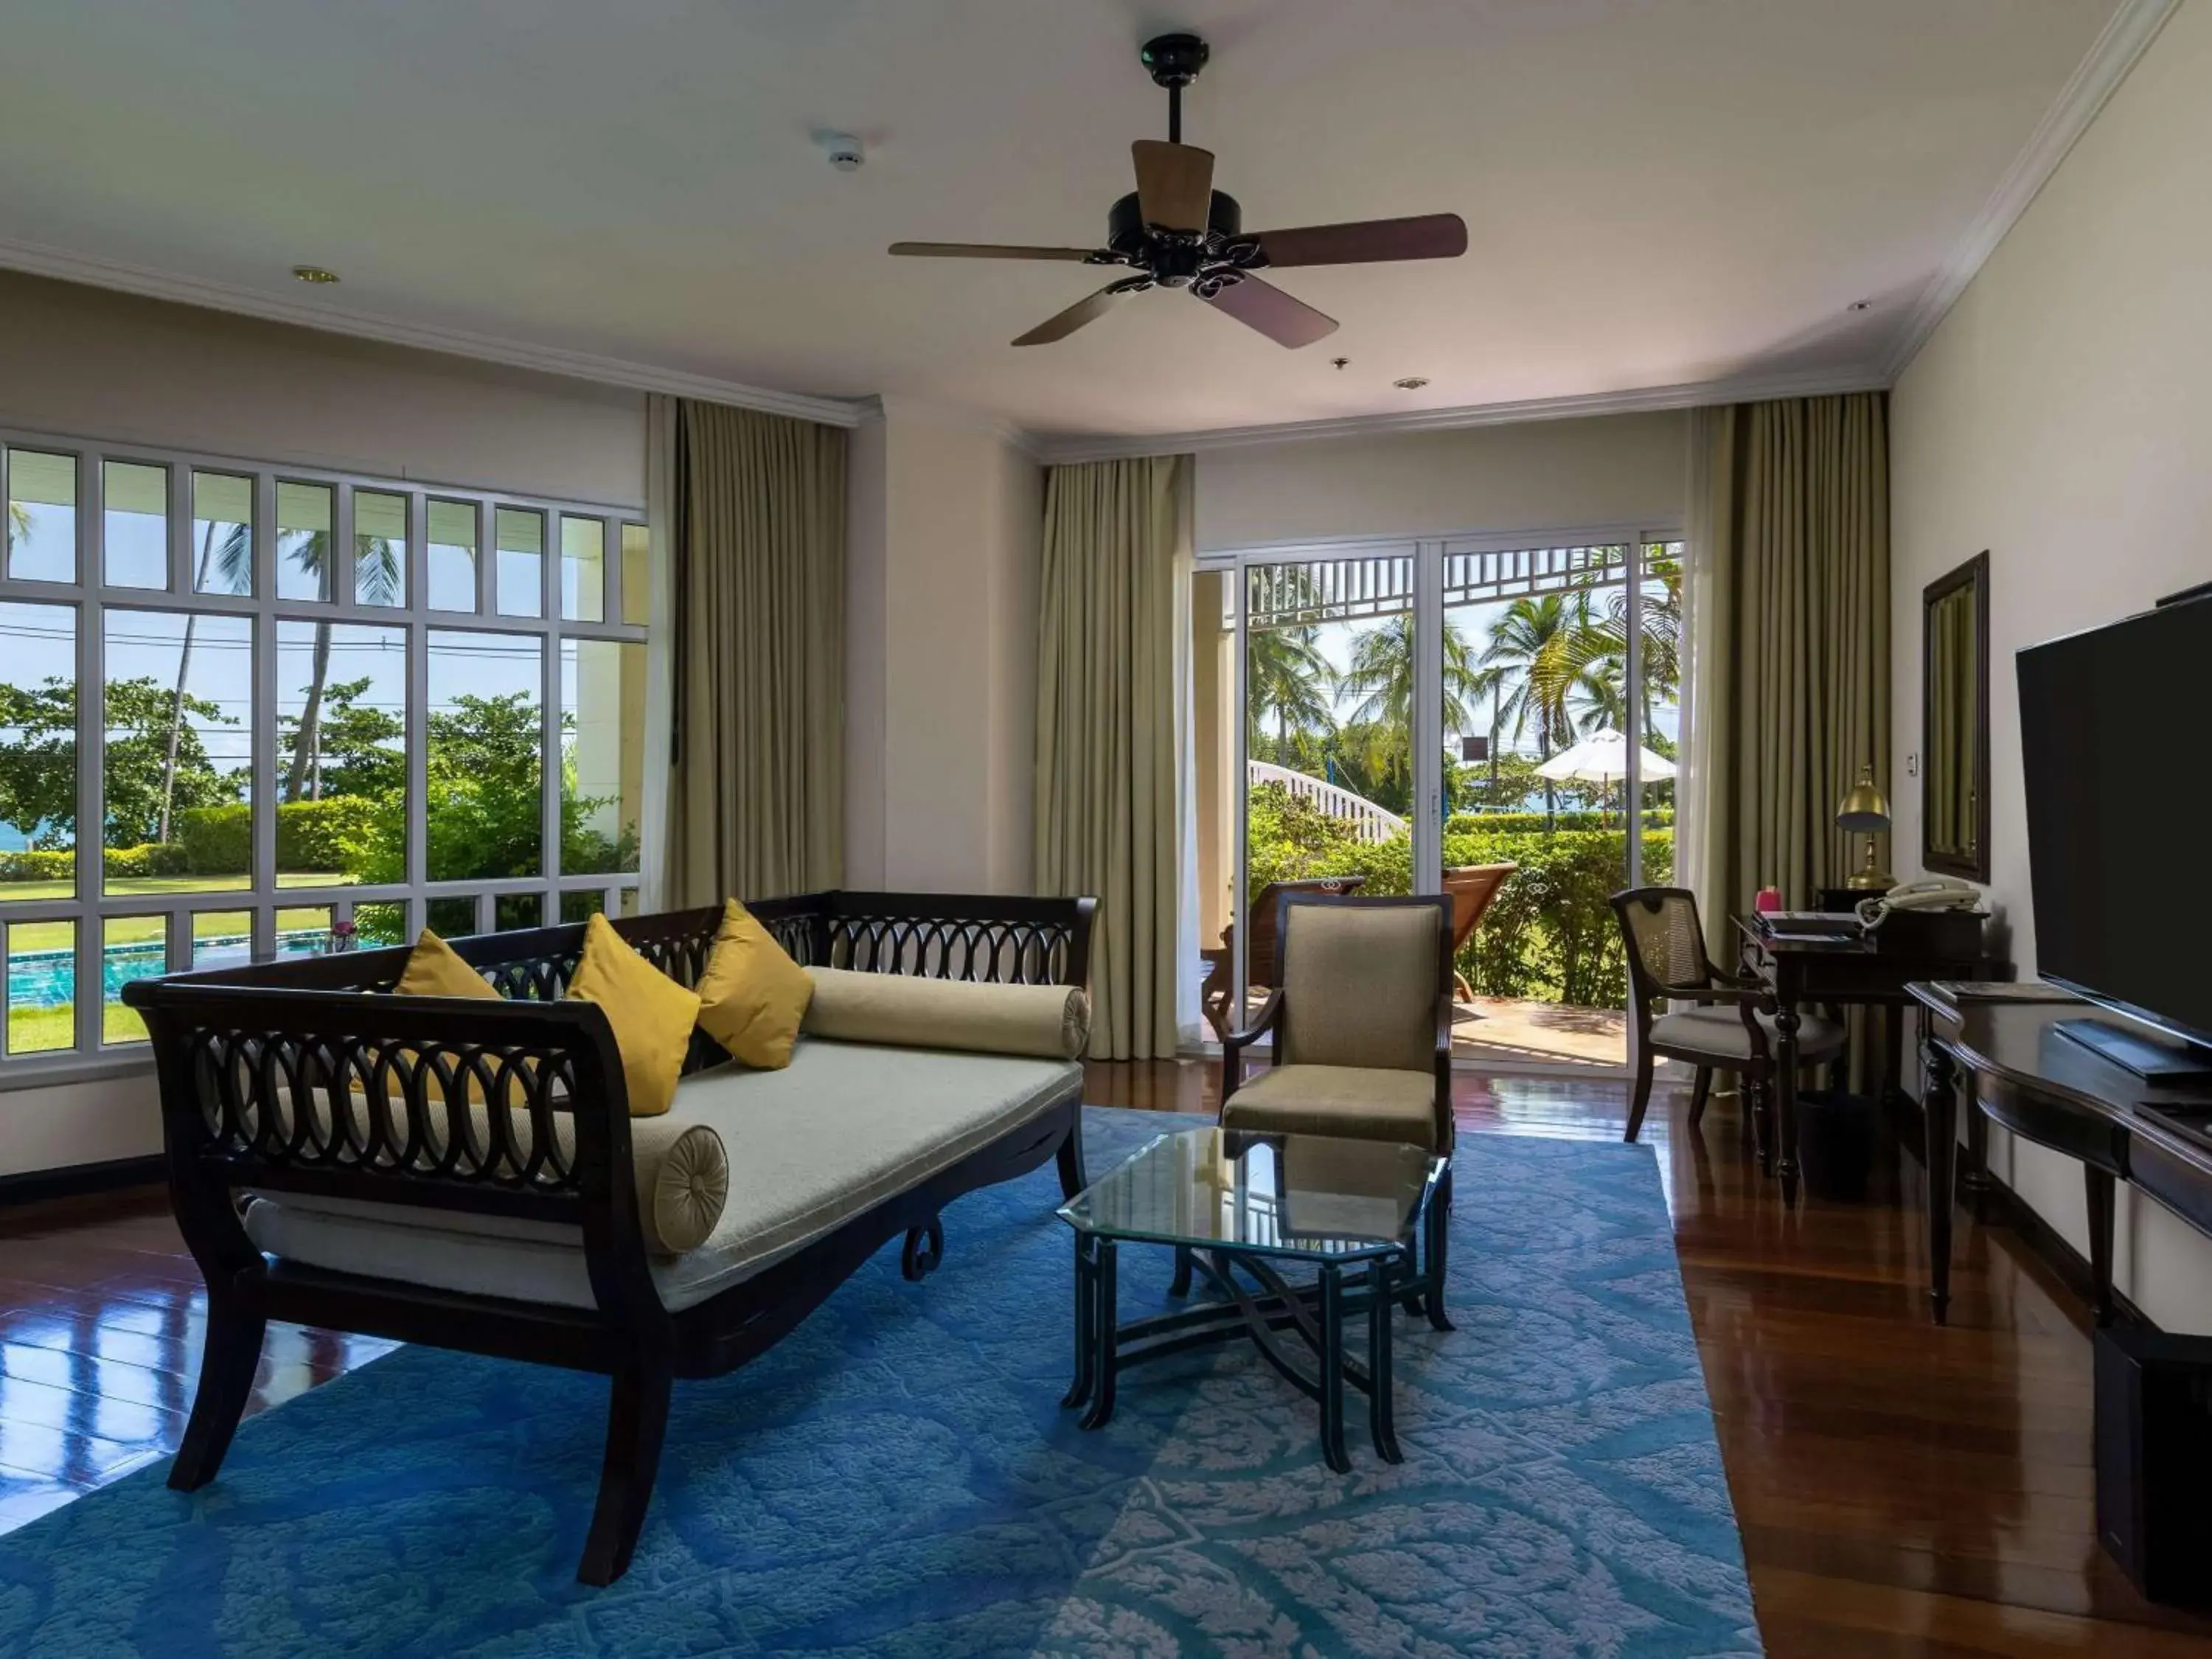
[{"xmin": 1537, "ymin": 728, "xmax": 1676, "ymax": 783}]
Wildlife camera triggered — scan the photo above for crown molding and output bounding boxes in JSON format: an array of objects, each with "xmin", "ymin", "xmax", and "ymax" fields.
[
  {"xmin": 0, "ymin": 235, "xmax": 866, "ymax": 428},
  {"xmin": 1025, "ymin": 364, "xmax": 1890, "ymax": 465},
  {"xmin": 1881, "ymin": 0, "xmax": 2179, "ymax": 381}
]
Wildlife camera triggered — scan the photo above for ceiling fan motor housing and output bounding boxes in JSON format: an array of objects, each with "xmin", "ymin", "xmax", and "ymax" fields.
[{"xmin": 1107, "ymin": 189, "xmax": 1245, "ymax": 285}]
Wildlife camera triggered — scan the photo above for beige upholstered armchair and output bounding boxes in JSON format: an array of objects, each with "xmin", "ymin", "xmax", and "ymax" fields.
[
  {"xmin": 1216, "ymin": 892, "xmax": 1455, "ymax": 1329},
  {"xmin": 1219, "ymin": 893, "xmax": 1455, "ymax": 1155}
]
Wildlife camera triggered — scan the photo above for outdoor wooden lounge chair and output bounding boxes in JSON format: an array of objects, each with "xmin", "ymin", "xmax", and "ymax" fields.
[
  {"xmin": 1199, "ymin": 874, "xmax": 1366, "ymax": 1041},
  {"xmin": 125, "ymin": 892, "xmax": 1094, "ymax": 1587},
  {"xmin": 1441, "ymin": 863, "xmax": 1517, "ymax": 1002}
]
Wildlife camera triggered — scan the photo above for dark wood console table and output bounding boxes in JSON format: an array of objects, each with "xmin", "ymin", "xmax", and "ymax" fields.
[
  {"xmin": 1912, "ymin": 983, "xmax": 2212, "ymax": 1326},
  {"xmin": 1735, "ymin": 915, "xmax": 2000, "ymax": 1206}
]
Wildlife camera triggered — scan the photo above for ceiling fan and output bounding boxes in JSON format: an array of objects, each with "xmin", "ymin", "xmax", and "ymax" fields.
[{"xmin": 889, "ymin": 32, "xmax": 1468, "ymax": 349}]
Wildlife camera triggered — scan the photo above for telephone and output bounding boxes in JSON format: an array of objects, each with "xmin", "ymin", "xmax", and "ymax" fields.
[{"xmin": 1856, "ymin": 874, "xmax": 1978, "ymax": 931}]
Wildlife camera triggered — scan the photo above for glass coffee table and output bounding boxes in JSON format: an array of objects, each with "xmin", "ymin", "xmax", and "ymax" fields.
[{"xmin": 1057, "ymin": 1127, "xmax": 1448, "ymax": 1472}]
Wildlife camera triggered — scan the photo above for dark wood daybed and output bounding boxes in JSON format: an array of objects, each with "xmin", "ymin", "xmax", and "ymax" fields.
[{"xmin": 124, "ymin": 891, "xmax": 1095, "ymax": 1585}]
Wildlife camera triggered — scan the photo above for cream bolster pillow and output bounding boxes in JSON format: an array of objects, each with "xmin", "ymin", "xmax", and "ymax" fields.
[
  {"xmin": 801, "ymin": 967, "xmax": 1089, "ymax": 1059},
  {"xmin": 263, "ymin": 1088, "xmax": 727, "ymax": 1257}
]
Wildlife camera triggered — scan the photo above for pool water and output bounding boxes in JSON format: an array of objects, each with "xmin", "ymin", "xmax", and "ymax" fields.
[{"xmin": 7, "ymin": 930, "xmax": 333, "ymax": 1012}]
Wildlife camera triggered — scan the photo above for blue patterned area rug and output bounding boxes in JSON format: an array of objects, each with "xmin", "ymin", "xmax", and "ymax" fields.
[{"xmin": 0, "ymin": 1108, "xmax": 1759, "ymax": 1658}]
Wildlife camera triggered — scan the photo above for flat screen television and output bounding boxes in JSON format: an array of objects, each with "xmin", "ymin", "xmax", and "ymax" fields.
[{"xmin": 2019, "ymin": 593, "xmax": 2212, "ymax": 1071}]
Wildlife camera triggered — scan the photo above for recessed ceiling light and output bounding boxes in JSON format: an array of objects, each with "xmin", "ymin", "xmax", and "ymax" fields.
[
  {"xmin": 1847, "ymin": 299, "xmax": 1872, "ymax": 312},
  {"xmin": 291, "ymin": 265, "xmax": 340, "ymax": 285},
  {"xmin": 1393, "ymin": 376, "xmax": 1429, "ymax": 391}
]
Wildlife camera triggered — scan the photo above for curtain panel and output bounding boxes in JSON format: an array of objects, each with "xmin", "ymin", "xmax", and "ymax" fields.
[
  {"xmin": 1687, "ymin": 392, "xmax": 1890, "ymax": 947},
  {"xmin": 665, "ymin": 400, "xmax": 847, "ymax": 905},
  {"xmin": 1034, "ymin": 454, "xmax": 1189, "ymax": 1060}
]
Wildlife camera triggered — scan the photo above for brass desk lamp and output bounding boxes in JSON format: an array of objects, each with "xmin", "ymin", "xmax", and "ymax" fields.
[{"xmin": 1837, "ymin": 763, "xmax": 1894, "ymax": 891}]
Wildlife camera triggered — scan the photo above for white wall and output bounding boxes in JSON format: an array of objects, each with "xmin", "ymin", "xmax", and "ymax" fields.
[
  {"xmin": 0, "ymin": 271, "xmax": 646, "ymax": 505},
  {"xmin": 0, "ymin": 272, "xmax": 650, "ymax": 1178},
  {"xmin": 1194, "ymin": 410, "xmax": 1689, "ymax": 551},
  {"xmin": 1891, "ymin": 1, "xmax": 2212, "ymax": 1330},
  {"xmin": 844, "ymin": 400, "xmax": 1042, "ymax": 894}
]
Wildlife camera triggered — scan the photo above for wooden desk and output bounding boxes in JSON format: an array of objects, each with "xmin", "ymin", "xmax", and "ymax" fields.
[
  {"xmin": 1736, "ymin": 915, "xmax": 1997, "ymax": 1206},
  {"xmin": 1912, "ymin": 985, "xmax": 2212, "ymax": 1326}
]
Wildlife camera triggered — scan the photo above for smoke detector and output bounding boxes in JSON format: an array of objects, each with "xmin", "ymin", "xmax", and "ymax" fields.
[{"xmin": 815, "ymin": 131, "xmax": 864, "ymax": 173}]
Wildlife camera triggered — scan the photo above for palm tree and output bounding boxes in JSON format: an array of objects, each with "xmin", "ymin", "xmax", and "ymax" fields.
[
  {"xmin": 281, "ymin": 531, "xmax": 402, "ymax": 801},
  {"xmin": 1245, "ymin": 622, "xmax": 1335, "ymax": 762},
  {"xmin": 1475, "ymin": 594, "xmax": 1586, "ymax": 820},
  {"xmin": 158, "ymin": 518, "xmax": 252, "ymax": 843},
  {"xmin": 1335, "ymin": 612, "xmax": 1484, "ymax": 799}
]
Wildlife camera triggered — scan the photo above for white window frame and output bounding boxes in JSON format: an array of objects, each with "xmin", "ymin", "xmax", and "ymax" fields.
[{"xmin": 0, "ymin": 425, "xmax": 650, "ymax": 1085}]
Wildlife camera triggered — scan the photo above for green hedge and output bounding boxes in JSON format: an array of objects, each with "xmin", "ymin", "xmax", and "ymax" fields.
[
  {"xmin": 1248, "ymin": 783, "xmax": 1672, "ymax": 1008},
  {"xmin": 1447, "ymin": 809, "xmax": 1673, "ymax": 834},
  {"xmin": 175, "ymin": 799, "xmax": 376, "ymax": 876},
  {"xmin": 0, "ymin": 849, "xmax": 74, "ymax": 882},
  {"xmin": 0, "ymin": 844, "xmax": 189, "ymax": 882}
]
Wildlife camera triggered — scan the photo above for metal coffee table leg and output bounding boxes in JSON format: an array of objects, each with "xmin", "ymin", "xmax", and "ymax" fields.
[
  {"xmin": 1079, "ymin": 1239, "xmax": 1119, "ymax": 1430},
  {"xmin": 1318, "ymin": 1262, "xmax": 1349, "ymax": 1473},
  {"xmin": 1368, "ymin": 1251, "xmax": 1402, "ymax": 1463},
  {"xmin": 1062, "ymin": 1231, "xmax": 1095, "ymax": 1410}
]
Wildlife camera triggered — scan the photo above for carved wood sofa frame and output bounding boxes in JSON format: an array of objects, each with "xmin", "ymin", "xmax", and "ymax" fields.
[{"xmin": 123, "ymin": 891, "xmax": 1096, "ymax": 1585}]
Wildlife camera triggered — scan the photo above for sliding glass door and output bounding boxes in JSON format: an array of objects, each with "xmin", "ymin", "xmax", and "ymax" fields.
[{"xmin": 1197, "ymin": 532, "xmax": 1681, "ymax": 1073}]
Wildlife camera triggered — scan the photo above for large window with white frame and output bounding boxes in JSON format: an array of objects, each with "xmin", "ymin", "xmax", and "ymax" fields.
[{"xmin": 0, "ymin": 430, "xmax": 650, "ymax": 1073}]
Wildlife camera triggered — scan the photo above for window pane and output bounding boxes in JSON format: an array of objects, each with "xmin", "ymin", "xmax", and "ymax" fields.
[
  {"xmin": 560, "ymin": 888, "xmax": 605, "ymax": 924},
  {"xmin": 104, "ymin": 462, "xmax": 169, "ymax": 590},
  {"xmin": 276, "ymin": 905, "xmax": 331, "ymax": 959},
  {"xmin": 620, "ymin": 523, "xmax": 649, "ymax": 627},
  {"xmin": 428, "ymin": 629, "xmax": 542, "ymax": 880},
  {"xmin": 561, "ymin": 639, "xmax": 642, "ymax": 875},
  {"xmin": 191, "ymin": 473, "xmax": 254, "ymax": 596},
  {"xmin": 425, "ymin": 895, "xmax": 477, "ymax": 937},
  {"xmin": 105, "ymin": 610, "xmax": 254, "ymax": 893},
  {"xmin": 0, "ymin": 601, "xmax": 77, "ymax": 901},
  {"xmin": 192, "ymin": 908, "xmax": 254, "ymax": 970},
  {"xmin": 560, "ymin": 515, "xmax": 605, "ymax": 622},
  {"xmin": 6, "ymin": 919, "xmax": 74, "ymax": 1054},
  {"xmin": 495, "ymin": 892, "xmax": 543, "ymax": 932},
  {"xmin": 6, "ymin": 449, "xmax": 77, "ymax": 584},
  {"xmin": 276, "ymin": 621, "xmax": 406, "ymax": 888},
  {"xmin": 616, "ymin": 886, "xmax": 639, "ymax": 918},
  {"xmin": 495, "ymin": 507, "xmax": 542, "ymax": 617},
  {"xmin": 353, "ymin": 900, "xmax": 407, "ymax": 947},
  {"xmin": 102, "ymin": 916, "xmax": 164, "ymax": 1044},
  {"xmin": 355, "ymin": 491, "xmax": 407, "ymax": 607},
  {"xmin": 428, "ymin": 499, "xmax": 478, "ymax": 612},
  {"xmin": 276, "ymin": 481, "xmax": 333, "ymax": 602}
]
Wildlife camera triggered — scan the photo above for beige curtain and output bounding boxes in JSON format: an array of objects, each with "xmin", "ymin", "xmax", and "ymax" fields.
[
  {"xmin": 1688, "ymin": 392, "xmax": 1889, "ymax": 945},
  {"xmin": 1034, "ymin": 455, "xmax": 1188, "ymax": 1060},
  {"xmin": 665, "ymin": 401, "xmax": 847, "ymax": 905}
]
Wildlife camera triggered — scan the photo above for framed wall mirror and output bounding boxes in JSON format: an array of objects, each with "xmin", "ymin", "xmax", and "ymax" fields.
[{"xmin": 1922, "ymin": 550, "xmax": 1990, "ymax": 880}]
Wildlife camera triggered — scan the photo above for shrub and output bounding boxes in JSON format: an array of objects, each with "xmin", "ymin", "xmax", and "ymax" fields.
[
  {"xmin": 1244, "ymin": 781, "xmax": 1674, "ymax": 1009},
  {"xmin": 0, "ymin": 848, "xmax": 76, "ymax": 882},
  {"xmin": 176, "ymin": 804, "xmax": 252, "ymax": 874},
  {"xmin": 277, "ymin": 797, "xmax": 375, "ymax": 872},
  {"xmin": 102, "ymin": 842, "xmax": 189, "ymax": 879}
]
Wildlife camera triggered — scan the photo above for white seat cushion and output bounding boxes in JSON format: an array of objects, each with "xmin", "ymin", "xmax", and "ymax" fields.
[
  {"xmin": 243, "ymin": 1037, "xmax": 1082, "ymax": 1312},
  {"xmin": 1650, "ymin": 1006, "xmax": 1848, "ymax": 1063}
]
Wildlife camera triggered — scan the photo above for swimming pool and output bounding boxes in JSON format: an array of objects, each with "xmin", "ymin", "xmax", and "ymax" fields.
[{"xmin": 7, "ymin": 930, "xmax": 333, "ymax": 1012}]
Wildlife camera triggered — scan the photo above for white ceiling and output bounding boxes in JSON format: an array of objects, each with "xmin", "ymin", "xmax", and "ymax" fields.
[{"xmin": 0, "ymin": 0, "xmax": 2133, "ymax": 444}]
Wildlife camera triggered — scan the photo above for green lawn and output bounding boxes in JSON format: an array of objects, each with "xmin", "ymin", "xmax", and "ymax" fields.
[
  {"xmin": 5, "ymin": 1004, "xmax": 144, "ymax": 1052},
  {"xmin": 0, "ymin": 872, "xmax": 348, "ymax": 903}
]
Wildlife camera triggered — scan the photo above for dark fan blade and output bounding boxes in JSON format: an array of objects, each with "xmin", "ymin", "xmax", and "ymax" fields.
[
  {"xmin": 1248, "ymin": 214, "xmax": 1468, "ymax": 268},
  {"xmin": 1012, "ymin": 282, "xmax": 1129, "ymax": 347},
  {"xmin": 1200, "ymin": 275, "xmax": 1338, "ymax": 348},
  {"xmin": 889, "ymin": 242, "xmax": 1098, "ymax": 261},
  {"xmin": 1132, "ymin": 140, "xmax": 1214, "ymax": 232}
]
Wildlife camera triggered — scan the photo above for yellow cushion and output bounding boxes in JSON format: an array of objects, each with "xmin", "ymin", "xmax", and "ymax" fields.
[
  {"xmin": 695, "ymin": 900, "xmax": 813, "ymax": 1069},
  {"xmin": 391, "ymin": 930, "xmax": 501, "ymax": 1104},
  {"xmin": 394, "ymin": 930, "xmax": 501, "ymax": 1000},
  {"xmin": 564, "ymin": 914, "xmax": 701, "ymax": 1119}
]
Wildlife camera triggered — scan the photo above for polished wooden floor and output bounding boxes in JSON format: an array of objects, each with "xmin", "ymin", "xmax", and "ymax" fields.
[{"xmin": 4, "ymin": 1068, "xmax": 2211, "ymax": 1655}]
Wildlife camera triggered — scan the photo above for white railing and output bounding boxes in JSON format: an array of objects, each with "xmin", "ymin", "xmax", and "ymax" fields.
[{"xmin": 1248, "ymin": 761, "xmax": 1407, "ymax": 844}]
